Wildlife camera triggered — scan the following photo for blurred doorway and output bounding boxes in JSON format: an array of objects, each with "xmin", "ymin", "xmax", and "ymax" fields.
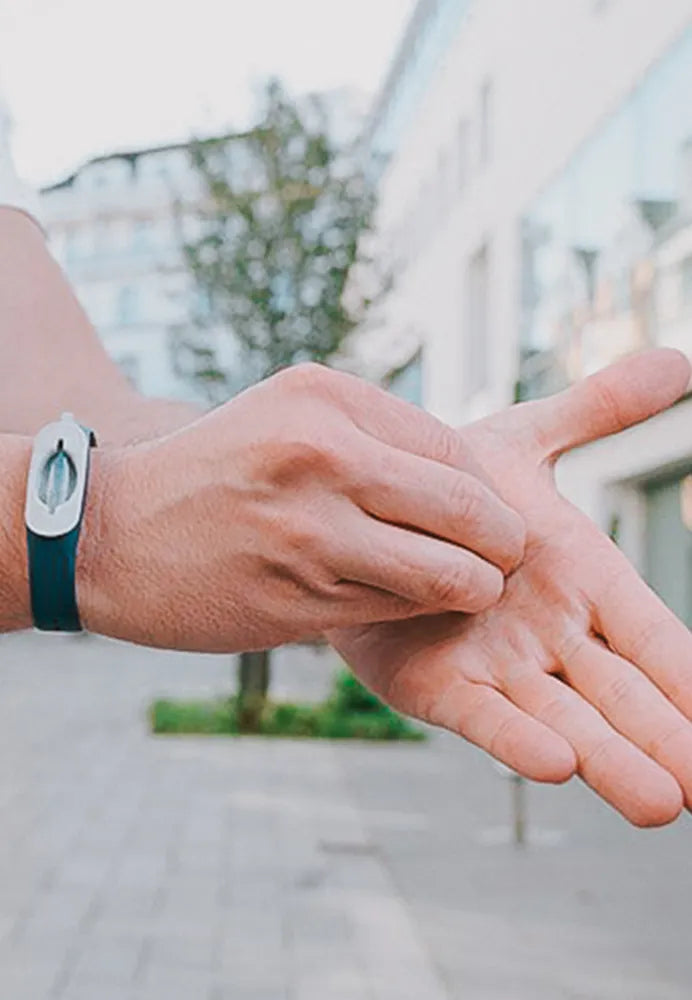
[{"xmin": 644, "ymin": 471, "xmax": 692, "ymax": 628}]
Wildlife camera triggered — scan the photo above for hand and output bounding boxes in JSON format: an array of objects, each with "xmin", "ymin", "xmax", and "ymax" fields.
[
  {"xmin": 330, "ymin": 349, "xmax": 692, "ymax": 827},
  {"xmin": 78, "ymin": 363, "xmax": 525, "ymax": 652}
]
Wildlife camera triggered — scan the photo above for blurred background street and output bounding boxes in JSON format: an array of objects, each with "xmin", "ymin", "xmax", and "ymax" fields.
[
  {"xmin": 1, "ymin": 0, "xmax": 692, "ymax": 996},
  {"xmin": 0, "ymin": 630, "xmax": 691, "ymax": 1000}
]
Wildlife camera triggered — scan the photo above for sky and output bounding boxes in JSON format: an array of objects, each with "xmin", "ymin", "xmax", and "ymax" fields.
[{"xmin": 0, "ymin": 0, "xmax": 416, "ymax": 186}]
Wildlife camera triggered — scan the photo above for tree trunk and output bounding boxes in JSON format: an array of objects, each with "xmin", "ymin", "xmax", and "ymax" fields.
[{"xmin": 237, "ymin": 650, "xmax": 271, "ymax": 733}]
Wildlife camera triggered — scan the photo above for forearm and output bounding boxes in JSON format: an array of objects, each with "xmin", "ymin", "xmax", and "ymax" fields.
[{"xmin": 0, "ymin": 208, "xmax": 202, "ymax": 444}]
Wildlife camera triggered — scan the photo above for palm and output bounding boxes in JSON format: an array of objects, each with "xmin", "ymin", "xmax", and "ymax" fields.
[{"xmin": 331, "ymin": 351, "xmax": 692, "ymax": 827}]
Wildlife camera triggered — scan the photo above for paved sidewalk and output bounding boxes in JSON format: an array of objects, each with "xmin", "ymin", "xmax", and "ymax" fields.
[
  {"xmin": 0, "ymin": 630, "xmax": 691, "ymax": 999},
  {"xmin": 0, "ymin": 632, "xmax": 445, "ymax": 1000}
]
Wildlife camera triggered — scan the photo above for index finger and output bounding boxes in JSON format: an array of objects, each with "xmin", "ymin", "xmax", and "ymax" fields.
[
  {"xmin": 310, "ymin": 366, "xmax": 488, "ymax": 478},
  {"xmin": 350, "ymin": 438, "xmax": 526, "ymax": 573}
]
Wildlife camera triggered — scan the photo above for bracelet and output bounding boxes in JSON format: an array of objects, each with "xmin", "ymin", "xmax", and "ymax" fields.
[{"xmin": 24, "ymin": 413, "xmax": 97, "ymax": 631}]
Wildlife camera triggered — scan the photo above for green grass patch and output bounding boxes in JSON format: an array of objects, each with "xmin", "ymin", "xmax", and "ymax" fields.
[{"xmin": 150, "ymin": 671, "xmax": 425, "ymax": 742}]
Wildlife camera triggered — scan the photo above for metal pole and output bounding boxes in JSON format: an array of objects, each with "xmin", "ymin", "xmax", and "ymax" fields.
[{"xmin": 510, "ymin": 773, "xmax": 527, "ymax": 847}]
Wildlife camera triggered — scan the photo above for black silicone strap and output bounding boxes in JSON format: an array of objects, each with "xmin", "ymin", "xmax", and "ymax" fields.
[{"xmin": 27, "ymin": 524, "xmax": 84, "ymax": 631}]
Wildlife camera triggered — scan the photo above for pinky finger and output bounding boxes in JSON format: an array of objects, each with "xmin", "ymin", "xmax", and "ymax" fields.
[
  {"xmin": 437, "ymin": 682, "xmax": 576, "ymax": 783},
  {"xmin": 390, "ymin": 662, "xmax": 577, "ymax": 783}
]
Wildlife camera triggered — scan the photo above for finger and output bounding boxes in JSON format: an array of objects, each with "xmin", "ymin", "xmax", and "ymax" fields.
[
  {"xmin": 352, "ymin": 439, "xmax": 526, "ymax": 573},
  {"xmin": 307, "ymin": 364, "xmax": 490, "ymax": 479},
  {"xmin": 340, "ymin": 517, "xmax": 505, "ymax": 614},
  {"xmin": 332, "ymin": 624, "xmax": 577, "ymax": 782},
  {"xmin": 423, "ymin": 675, "xmax": 576, "ymax": 783},
  {"xmin": 307, "ymin": 583, "xmax": 425, "ymax": 630},
  {"xmin": 594, "ymin": 561, "xmax": 692, "ymax": 721},
  {"xmin": 507, "ymin": 670, "xmax": 683, "ymax": 827},
  {"xmin": 521, "ymin": 349, "xmax": 690, "ymax": 459},
  {"xmin": 559, "ymin": 635, "xmax": 692, "ymax": 809}
]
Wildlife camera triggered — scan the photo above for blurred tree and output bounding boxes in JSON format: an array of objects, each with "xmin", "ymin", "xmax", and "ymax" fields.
[{"xmin": 181, "ymin": 78, "xmax": 386, "ymax": 732}]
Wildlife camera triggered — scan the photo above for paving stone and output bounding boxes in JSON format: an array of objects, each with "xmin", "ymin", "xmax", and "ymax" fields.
[
  {"xmin": 0, "ymin": 962, "xmax": 61, "ymax": 999},
  {"xmin": 6, "ymin": 630, "xmax": 692, "ymax": 1000},
  {"xmin": 64, "ymin": 938, "xmax": 144, "ymax": 987},
  {"xmin": 213, "ymin": 988, "xmax": 289, "ymax": 1000},
  {"xmin": 146, "ymin": 929, "xmax": 216, "ymax": 970}
]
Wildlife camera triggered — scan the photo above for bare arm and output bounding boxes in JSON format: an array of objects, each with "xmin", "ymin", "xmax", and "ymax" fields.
[
  {"xmin": 0, "ymin": 208, "xmax": 201, "ymax": 443},
  {"xmin": 0, "ymin": 208, "xmax": 200, "ymax": 635},
  {"xmin": 0, "ymin": 208, "xmax": 528, "ymax": 646}
]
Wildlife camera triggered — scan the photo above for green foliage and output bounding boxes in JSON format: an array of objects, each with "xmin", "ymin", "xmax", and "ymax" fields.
[
  {"xmin": 182, "ymin": 78, "xmax": 385, "ymax": 397},
  {"xmin": 150, "ymin": 668, "xmax": 424, "ymax": 743},
  {"xmin": 329, "ymin": 669, "xmax": 385, "ymax": 714},
  {"xmin": 151, "ymin": 697, "xmax": 237, "ymax": 735}
]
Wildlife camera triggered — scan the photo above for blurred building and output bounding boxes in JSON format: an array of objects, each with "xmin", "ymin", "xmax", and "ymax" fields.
[
  {"xmin": 40, "ymin": 85, "xmax": 366, "ymax": 406},
  {"xmin": 366, "ymin": 0, "xmax": 692, "ymax": 624},
  {"xmin": 41, "ymin": 141, "xmax": 238, "ymax": 402}
]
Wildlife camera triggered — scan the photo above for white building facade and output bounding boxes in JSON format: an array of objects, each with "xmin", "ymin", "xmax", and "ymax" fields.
[
  {"xmin": 367, "ymin": 0, "xmax": 692, "ymax": 625},
  {"xmin": 41, "ymin": 141, "xmax": 232, "ymax": 403}
]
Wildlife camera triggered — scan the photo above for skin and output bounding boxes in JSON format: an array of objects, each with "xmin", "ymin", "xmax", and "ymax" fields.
[
  {"xmin": 78, "ymin": 363, "xmax": 526, "ymax": 651},
  {"xmin": 3, "ymin": 207, "xmax": 692, "ymax": 827},
  {"xmin": 1, "ymin": 208, "xmax": 527, "ymax": 643},
  {"xmin": 330, "ymin": 349, "xmax": 692, "ymax": 828},
  {"xmin": 0, "ymin": 209, "xmax": 196, "ymax": 443}
]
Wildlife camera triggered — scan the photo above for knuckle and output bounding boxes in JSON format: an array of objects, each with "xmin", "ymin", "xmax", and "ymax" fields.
[
  {"xmin": 284, "ymin": 521, "xmax": 324, "ymax": 560},
  {"xmin": 447, "ymin": 474, "xmax": 481, "ymax": 523},
  {"xmin": 629, "ymin": 616, "xmax": 669, "ymax": 662},
  {"xmin": 304, "ymin": 436, "xmax": 342, "ymax": 474},
  {"xmin": 647, "ymin": 723, "xmax": 689, "ymax": 762},
  {"xmin": 469, "ymin": 564, "xmax": 504, "ymax": 610},
  {"xmin": 507, "ymin": 512, "xmax": 528, "ymax": 559},
  {"xmin": 600, "ymin": 674, "xmax": 636, "ymax": 713},
  {"xmin": 535, "ymin": 691, "xmax": 572, "ymax": 728},
  {"xmin": 488, "ymin": 714, "xmax": 523, "ymax": 759},
  {"xmin": 274, "ymin": 362, "xmax": 336, "ymax": 396},
  {"xmin": 269, "ymin": 433, "xmax": 345, "ymax": 483},
  {"xmin": 428, "ymin": 563, "xmax": 472, "ymax": 608},
  {"xmin": 579, "ymin": 735, "xmax": 616, "ymax": 769},
  {"xmin": 430, "ymin": 423, "xmax": 466, "ymax": 468},
  {"xmin": 588, "ymin": 378, "xmax": 626, "ymax": 430},
  {"xmin": 277, "ymin": 520, "xmax": 334, "ymax": 582},
  {"xmin": 555, "ymin": 632, "xmax": 588, "ymax": 668}
]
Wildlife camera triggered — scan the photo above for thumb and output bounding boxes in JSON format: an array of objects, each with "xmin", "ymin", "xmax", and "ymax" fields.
[{"xmin": 525, "ymin": 349, "xmax": 690, "ymax": 458}]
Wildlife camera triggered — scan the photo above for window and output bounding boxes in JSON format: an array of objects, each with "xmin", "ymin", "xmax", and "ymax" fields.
[
  {"xmin": 464, "ymin": 243, "xmax": 490, "ymax": 396},
  {"xmin": 133, "ymin": 219, "xmax": 154, "ymax": 253},
  {"xmin": 520, "ymin": 25, "xmax": 692, "ymax": 397},
  {"xmin": 479, "ymin": 80, "xmax": 493, "ymax": 167},
  {"xmin": 368, "ymin": 0, "xmax": 474, "ymax": 167},
  {"xmin": 116, "ymin": 286, "xmax": 139, "ymax": 326}
]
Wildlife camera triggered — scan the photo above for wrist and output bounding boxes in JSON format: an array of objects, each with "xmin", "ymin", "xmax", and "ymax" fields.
[
  {"xmin": 75, "ymin": 445, "xmax": 127, "ymax": 635},
  {"xmin": 107, "ymin": 396, "xmax": 204, "ymax": 447},
  {"xmin": 0, "ymin": 435, "xmax": 33, "ymax": 631}
]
